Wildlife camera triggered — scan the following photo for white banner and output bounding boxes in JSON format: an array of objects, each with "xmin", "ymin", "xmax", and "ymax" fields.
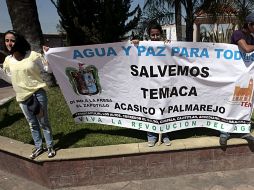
[{"xmin": 45, "ymin": 41, "xmax": 254, "ymax": 134}]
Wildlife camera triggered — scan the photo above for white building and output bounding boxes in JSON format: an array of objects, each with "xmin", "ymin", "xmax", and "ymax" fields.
[{"xmin": 161, "ymin": 24, "xmax": 186, "ymax": 41}]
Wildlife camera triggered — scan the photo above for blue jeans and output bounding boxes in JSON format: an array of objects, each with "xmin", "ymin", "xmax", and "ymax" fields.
[
  {"xmin": 220, "ymin": 131, "xmax": 230, "ymax": 138},
  {"xmin": 147, "ymin": 132, "xmax": 169, "ymax": 142},
  {"xmin": 19, "ymin": 89, "xmax": 54, "ymax": 149}
]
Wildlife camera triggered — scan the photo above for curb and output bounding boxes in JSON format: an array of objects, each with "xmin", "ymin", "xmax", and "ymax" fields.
[
  {"xmin": 0, "ymin": 134, "xmax": 253, "ymax": 189},
  {"xmin": 0, "ymin": 135, "xmax": 248, "ymax": 162}
]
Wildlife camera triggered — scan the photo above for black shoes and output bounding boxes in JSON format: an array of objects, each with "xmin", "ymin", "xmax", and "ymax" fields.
[
  {"xmin": 30, "ymin": 147, "xmax": 56, "ymax": 159},
  {"xmin": 47, "ymin": 147, "xmax": 56, "ymax": 158},
  {"xmin": 219, "ymin": 134, "xmax": 254, "ymax": 147},
  {"xmin": 30, "ymin": 147, "xmax": 44, "ymax": 159},
  {"xmin": 219, "ymin": 136, "xmax": 228, "ymax": 146},
  {"xmin": 242, "ymin": 134, "xmax": 254, "ymax": 144}
]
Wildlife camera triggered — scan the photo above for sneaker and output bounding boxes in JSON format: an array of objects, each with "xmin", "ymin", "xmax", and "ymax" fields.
[
  {"xmin": 30, "ymin": 147, "xmax": 44, "ymax": 159},
  {"xmin": 219, "ymin": 136, "xmax": 228, "ymax": 146},
  {"xmin": 241, "ymin": 134, "xmax": 254, "ymax": 144},
  {"xmin": 47, "ymin": 147, "xmax": 56, "ymax": 158},
  {"xmin": 147, "ymin": 141, "xmax": 156, "ymax": 147},
  {"xmin": 163, "ymin": 138, "xmax": 171, "ymax": 146}
]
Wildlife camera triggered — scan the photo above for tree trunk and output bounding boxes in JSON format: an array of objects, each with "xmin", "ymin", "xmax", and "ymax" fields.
[
  {"xmin": 185, "ymin": 0, "xmax": 194, "ymax": 42},
  {"xmin": 175, "ymin": 0, "xmax": 182, "ymax": 41},
  {"xmin": 185, "ymin": 19, "xmax": 194, "ymax": 42}
]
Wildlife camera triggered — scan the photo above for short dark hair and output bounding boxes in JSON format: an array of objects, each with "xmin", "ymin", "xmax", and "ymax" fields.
[
  {"xmin": 4, "ymin": 30, "xmax": 31, "ymax": 56},
  {"xmin": 147, "ymin": 23, "xmax": 163, "ymax": 36}
]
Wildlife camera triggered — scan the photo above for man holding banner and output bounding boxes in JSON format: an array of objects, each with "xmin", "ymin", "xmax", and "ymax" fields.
[
  {"xmin": 132, "ymin": 23, "xmax": 171, "ymax": 147},
  {"xmin": 219, "ymin": 12, "xmax": 254, "ymax": 146}
]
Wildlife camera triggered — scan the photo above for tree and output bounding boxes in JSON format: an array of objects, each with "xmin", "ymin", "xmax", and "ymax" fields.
[
  {"xmin": 6, "ymin": 0, "xmax": 57, "ymax": 87},
  {"xmin": 144, "ymin": 0, "xmax": 182, "ymax": 41},
  {"xmin": 227, "ymin": 0, "xmax": 254, "ymax": 27},
  {"xmin": 174, "ymin": 0, "xmax": 182, "ymax": 41},
  {"xmin": 144, "ymin": 0, "xmax": 205, "ymax": 42},
  {"xmin": 182, "ymin": 0, "xmax": 202, "ymax": 42},
  {"xmin": 139, "ymin": 1, "xmax": 174, "ymax": 40},
  {"xmin": 197, "ymin": 0, "xmax": 254, "ymax": 42},
  {"xmin": 51, "ymin": 0, "xmax": 142, "ymax": 45}
]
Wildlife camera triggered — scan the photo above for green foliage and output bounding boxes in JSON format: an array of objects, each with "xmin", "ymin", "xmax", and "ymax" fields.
[
  {"xmin": 197, "ymin": 0, "xmax": 254, "ymax": 43},
  {"xmin": 143, "ymin": 0, "xmax": 254, "ymax": 42},
  {"xmin": 210, "ymin": 0, "xmax": 254, "ymax": 27},
  {"xmin": 232, "ymin": 0, "xmax": 254, "ymax": 28},
  {"xmin": 138, "ymin": 1, "xmax": 174, "ymax": 39},
  {"xmin": 51, "ymin": 0, "xmax": 141, "ymax": 45},
  {"xmin": 143, "ymin": 0, "xmax": 205, "ymax": 41}
]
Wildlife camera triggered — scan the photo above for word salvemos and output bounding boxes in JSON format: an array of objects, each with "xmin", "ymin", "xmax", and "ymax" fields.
[{"xmin": 130, "ymin": 65, "xmax": 209, "ymax": 78}]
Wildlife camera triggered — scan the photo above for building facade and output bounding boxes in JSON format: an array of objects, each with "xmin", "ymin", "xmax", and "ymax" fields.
[{"xmin": 161, "ymin": 24, "xmax": 186, "ymax": 41}]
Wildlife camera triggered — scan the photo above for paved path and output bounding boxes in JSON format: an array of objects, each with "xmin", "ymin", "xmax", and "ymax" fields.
[
  {"xmin": 0, "ymin": 86, "xmax": 15, "ymax": 107},
  {"xmin": 1, "ymin": 168, "xmax": 254, "ymax": 190}
]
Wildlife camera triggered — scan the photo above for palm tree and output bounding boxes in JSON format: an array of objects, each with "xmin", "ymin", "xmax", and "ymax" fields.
[
  {"xmin": 144, "ymin": 0, "xmax": 184, "ymax": 40},
  {"xmin": 138, "ymin": 0, "xmax": 173, "ymax": 41},
  {"xmin": 144, "ymin": 0, "xmax": 183, "ymax": 41},
  {"xmin": 231, "ymin": 0, "xmax": 254, "ymax": 27},
  {"xmin": 202, "ymin": 0, "xmax": 254, "ymax": 28},
  {"xmin": 143, "ymin": 0, "xmax": 176, "ymax": 39},
  {"xmin": 198, "ymin": 0, "xmax": 254, "ymax": 42},
  {"xmin": 144, "ymin": 0, "xmax": 206, "ymax": 41}
]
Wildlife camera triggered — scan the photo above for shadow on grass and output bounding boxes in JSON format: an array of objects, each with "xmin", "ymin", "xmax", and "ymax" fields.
[
  {"xmin": 0, "ymin": 100, "xmax": 24, "ymax": 129},
  {"xmin": 53, "ymin": 127, "xmax": 224, "ymax": 149},
  {"xmin": 0, "ymin": 113, "xmax": 24, "ymax": 129},
  {"xmin": 251, "ymin": 122, "xmax": 254, "ymax": 129},
  {"xmin": 51, "ymin": 117, "xmax": 254, "ymax": 149},
  {"xmin": 54, "ymin": 129, "xmax": 88, "ymax": 149},
  {"xmin": 170, "ymin": 127, "xmax": 220, "ymax": 140},
  {"xmin": 53, "ymin": 128, "xmax": 147, "ymax": 149}
]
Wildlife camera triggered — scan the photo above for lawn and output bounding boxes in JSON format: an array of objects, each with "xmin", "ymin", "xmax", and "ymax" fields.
[
  {"xmin": 0, "ymin": 87, "xmax": 147, "ymax": 149},
  {"xmin": 1, "ymin": 86, "xmax": 247, "ymax": 149}
]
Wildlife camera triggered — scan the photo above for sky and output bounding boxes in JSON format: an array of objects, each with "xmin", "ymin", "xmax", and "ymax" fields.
[{"xmin": 0, "ymin": 0, "xmax": 144, "ymax": 34}]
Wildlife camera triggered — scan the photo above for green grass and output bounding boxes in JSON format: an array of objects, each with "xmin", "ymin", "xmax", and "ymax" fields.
[
  {"xmin": 0, "ymin": 87, "xmax": 147, "ymax": 149},
  {"xmin": 0, "ymin": 86, "xmax": 252, "ymax": 149}
]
